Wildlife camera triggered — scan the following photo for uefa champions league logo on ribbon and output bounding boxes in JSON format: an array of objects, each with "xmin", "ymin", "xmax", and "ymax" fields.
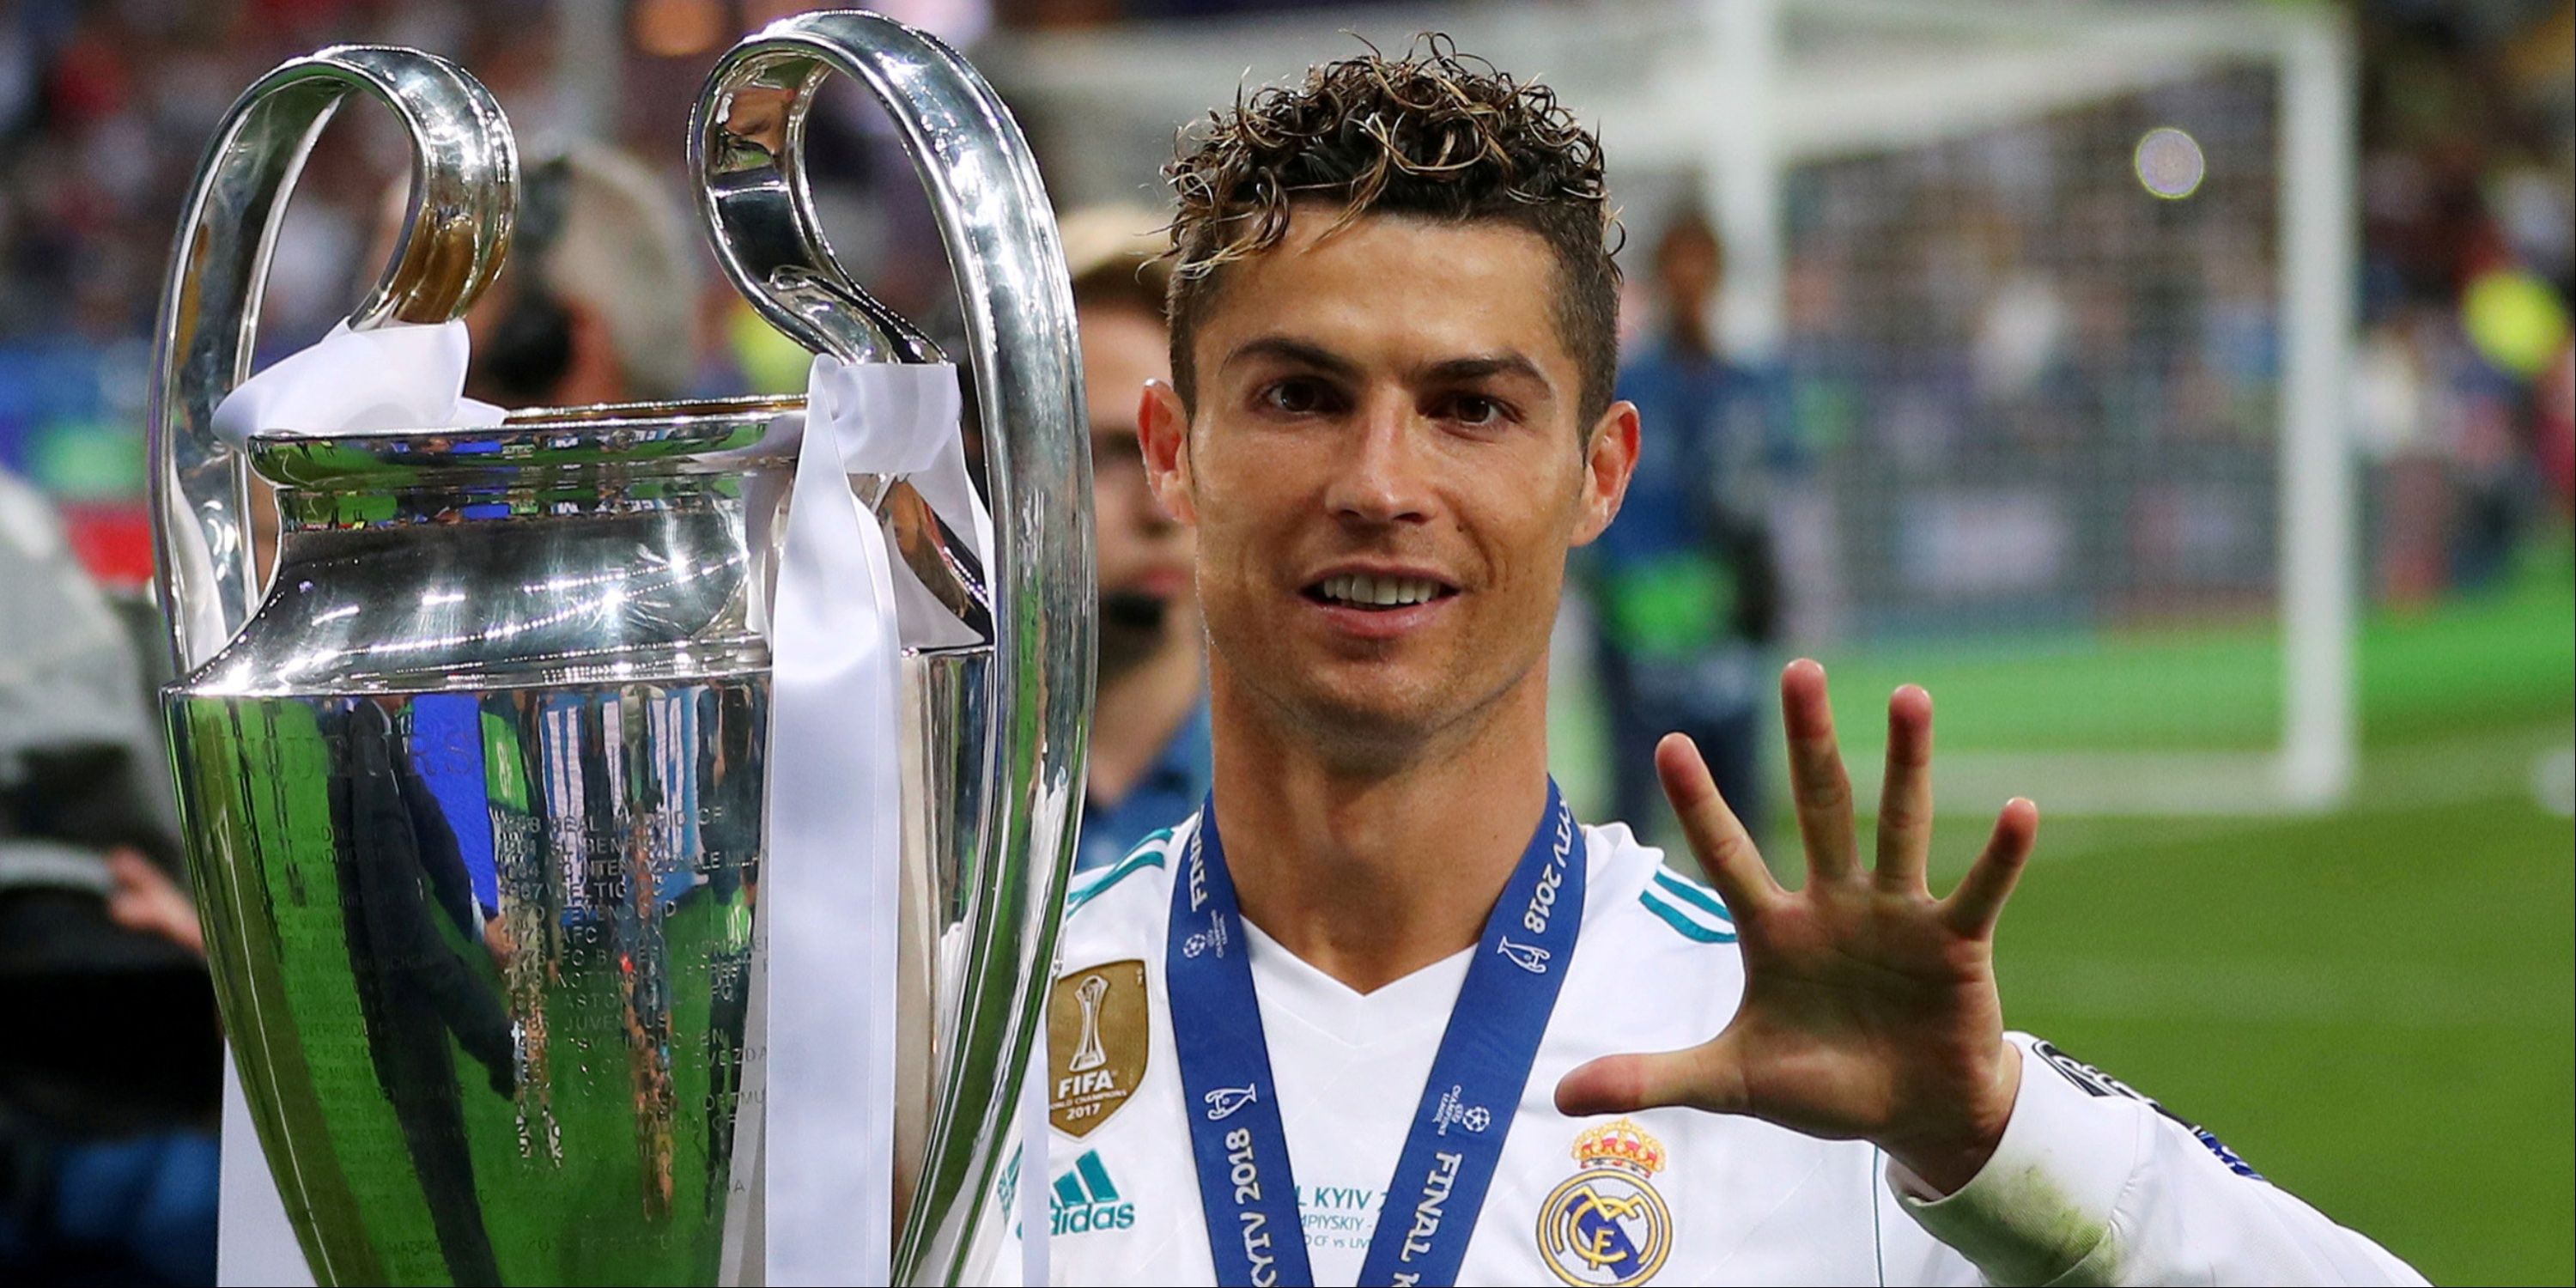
[
  {"xmin": 1183, "ymin": 910, "xmax": 1231, "ymax": 959},
  {"xmin": 1432, "ymin": 1084, "xmax": 1492, "ymax": 1136}
]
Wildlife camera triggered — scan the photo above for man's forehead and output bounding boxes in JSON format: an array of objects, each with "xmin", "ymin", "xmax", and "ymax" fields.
[{"xmin": 1195, "ymin": 210, "xmax": 1573, "ymax": 377}]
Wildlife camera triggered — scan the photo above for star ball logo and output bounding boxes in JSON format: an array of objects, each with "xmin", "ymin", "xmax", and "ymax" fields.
[
  {"xmin": 1536, "ymin": 1119, "xmax": 1673, "ymax": 1285},
  {"xmin": 1431, "ymin": 1084, "xmax": 1492, "ymax": 1136}
]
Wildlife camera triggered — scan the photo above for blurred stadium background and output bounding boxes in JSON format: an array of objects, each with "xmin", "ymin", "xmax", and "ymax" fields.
[{"xmin": 0, "ymin": 0, "xmax": 2566, "ymax": 1283}]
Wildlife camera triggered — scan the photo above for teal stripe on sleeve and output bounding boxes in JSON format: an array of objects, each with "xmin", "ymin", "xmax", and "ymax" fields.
[
  {"xmin": 1066, "ymin": 832, "xmax": 1174, "ymax": 914},
  {"xmin": 1651, "ymin": 868, "xmax": 1734, "ymax": 922},
  {"xmin": 1639, "ymin": 890, "xmax": 1737, "ymax": 944}
]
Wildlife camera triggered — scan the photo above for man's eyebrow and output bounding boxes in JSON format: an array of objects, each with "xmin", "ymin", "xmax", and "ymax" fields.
[
  {"xmin": 1219, "ymin": 336, "xmax": 1363, "ymax": 381},
  {"xmin": 1421, "ymin": 351, "xmax": 1549, "ymax": 388}
]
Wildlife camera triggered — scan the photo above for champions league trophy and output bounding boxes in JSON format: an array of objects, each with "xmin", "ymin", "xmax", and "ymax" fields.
[{"xmin": 150, "ymin": 12, "xmax": 1087, "ymax": 1285}]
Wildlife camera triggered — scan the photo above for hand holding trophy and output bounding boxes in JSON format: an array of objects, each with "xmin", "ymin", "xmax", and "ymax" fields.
[{"xmin": 151, "ymin": 12, "xmax": 1086, "ymax": 1285}]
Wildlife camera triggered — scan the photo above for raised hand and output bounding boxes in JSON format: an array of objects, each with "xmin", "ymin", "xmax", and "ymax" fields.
[{"xmin": 1555, "ymin": 659, "xmax": 2040, "ymax": 1194}]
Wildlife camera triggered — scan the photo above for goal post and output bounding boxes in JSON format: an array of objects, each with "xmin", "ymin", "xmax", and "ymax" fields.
[{"xmin": 985, "ymin": 0, "xmax": 2360, "ymax": 815}]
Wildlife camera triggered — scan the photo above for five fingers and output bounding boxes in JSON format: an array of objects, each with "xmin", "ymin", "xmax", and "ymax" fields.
[{"xmin": 1667, "ymin": 662, "xmax": 2040, "ymax": 933}]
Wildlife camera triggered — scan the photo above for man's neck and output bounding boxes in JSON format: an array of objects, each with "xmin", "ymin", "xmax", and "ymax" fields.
[
  {"xmin": 1088, "ymin": 619, "xmax": 1204, "ymax": 807},
  {"xmin": 1205, "ymin": 666, "xmax": 1552, "ymax": 994}
]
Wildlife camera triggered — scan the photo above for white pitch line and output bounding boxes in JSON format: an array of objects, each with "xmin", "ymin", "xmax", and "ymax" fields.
[
  {"xmin": 2002, "ymin": 957, "xmax": 2573, "ymax": 1031},
  {"xmin": 2531, "ymin": 746, "xmax": 2574, "ymax": 819}
]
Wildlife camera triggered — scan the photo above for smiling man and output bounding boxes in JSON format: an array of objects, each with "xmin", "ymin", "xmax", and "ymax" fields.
[{"xmin": 1021, "ymin": 45, "xmax": 2421, "ymax": 1287}]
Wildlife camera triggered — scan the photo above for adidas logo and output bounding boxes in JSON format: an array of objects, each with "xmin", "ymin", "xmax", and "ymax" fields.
[{"xmin": 1050, "ymin": 1150, "xmax": 1137, "ymax": 1236}]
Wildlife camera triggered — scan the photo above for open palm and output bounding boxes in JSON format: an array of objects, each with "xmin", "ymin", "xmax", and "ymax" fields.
[{"xmin": 1556, "ymin": 660, "xmax": 2040, "ymax": 1194}]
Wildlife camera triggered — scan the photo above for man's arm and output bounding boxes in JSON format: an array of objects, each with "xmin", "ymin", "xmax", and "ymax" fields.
[
  {"xmin": 1556, "ymin": 661, "xmax": 2423, "ymax": 1285},
  {"xmin": 1876, "ymin": 1033, "xmax": 2424, "ymax": 1286}
]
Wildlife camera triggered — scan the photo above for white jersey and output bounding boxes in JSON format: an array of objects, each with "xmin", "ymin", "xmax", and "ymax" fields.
[{"xmin": 990, "ymin": 816, "xmax": 2421, "ymax": 1286}]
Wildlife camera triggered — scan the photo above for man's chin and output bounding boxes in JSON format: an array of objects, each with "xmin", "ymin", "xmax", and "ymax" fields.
[{"xmin": 1277, "ymin": 676, "xmax": 1455, "ymax": 750}]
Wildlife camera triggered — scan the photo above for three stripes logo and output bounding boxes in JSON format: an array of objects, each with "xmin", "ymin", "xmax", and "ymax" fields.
[{"xmin": 1051, "ymin": 1150, "xmax": 1138, "ymax": 1236}]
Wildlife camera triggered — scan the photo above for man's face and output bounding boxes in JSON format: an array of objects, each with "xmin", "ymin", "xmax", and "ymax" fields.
[
  {"xmin": 1141, "ymin": 210, "xmax": 1637, "ymax": 751},
  {"xmin": 1084, "ymin": 300, "xmax": 1194, "ymax": 674}
]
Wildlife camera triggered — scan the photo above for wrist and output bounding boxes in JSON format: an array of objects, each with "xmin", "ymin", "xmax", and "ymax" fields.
[{"xmin": 1884, "ymin": 1041, "xmax": 2022, "ymax": 1196}]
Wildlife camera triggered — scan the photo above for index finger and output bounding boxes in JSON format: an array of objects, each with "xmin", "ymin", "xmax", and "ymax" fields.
[{"xmin": 1656, "ymin": 733, "xmax": 1783, "ymax": 920}]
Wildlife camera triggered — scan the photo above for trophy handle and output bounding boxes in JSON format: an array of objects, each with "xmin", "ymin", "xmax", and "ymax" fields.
[
  {"xmin": 148, "ymin": 46, "xmax": 515, "ymax": 671},
  {"xmin": 694, "ymin": 13, "xmax": 1091, "ymax": 1284}
]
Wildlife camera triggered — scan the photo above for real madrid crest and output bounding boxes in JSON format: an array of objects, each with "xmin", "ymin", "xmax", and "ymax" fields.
[
  {"xmin": 1536, "ymin": 1118, "xmax": 1674, "ymax": 1285},
  {"xmin": 1048, "ymin": 959, "xmax": 1148, "ymax": 1137}
]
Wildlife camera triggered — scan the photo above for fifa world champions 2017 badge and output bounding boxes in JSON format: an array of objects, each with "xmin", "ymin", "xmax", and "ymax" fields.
[
  {"xmin": 1049, "ymin": 960, "xmax": 1150, "ymax": 1137},
  {"xmin": 1537, "ymin": 1119, "xmax": 1674, "ymax": 1285}
]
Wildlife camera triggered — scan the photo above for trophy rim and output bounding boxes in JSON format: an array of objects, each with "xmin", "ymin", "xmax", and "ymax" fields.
[{"xmin": 246, "ymin": 394, "xmax": 805, "ymax": 488}]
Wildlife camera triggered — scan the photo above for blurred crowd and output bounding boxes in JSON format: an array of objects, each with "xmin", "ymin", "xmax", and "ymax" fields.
[
  {"xmin": 2352, "ymin": 0, "xmax": 2575, "ymax": 598},
  {"xmin": 1, "ymin": 0, "xmax": 2567, "ymax": 593},
  {"xmin": 0, "ymin": 0, "xmax": 2568, "ymax": 1283}
]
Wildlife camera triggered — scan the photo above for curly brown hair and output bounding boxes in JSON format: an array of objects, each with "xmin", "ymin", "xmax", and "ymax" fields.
[{"xmin": 1163, "ymin": 37, "xmax": 1623, "ymax": 427}]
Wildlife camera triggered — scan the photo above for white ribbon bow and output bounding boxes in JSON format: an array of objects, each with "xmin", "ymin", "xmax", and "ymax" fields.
[{"xmin": 209, "ymin": 319, "xmax": 507, "ymax": 446}]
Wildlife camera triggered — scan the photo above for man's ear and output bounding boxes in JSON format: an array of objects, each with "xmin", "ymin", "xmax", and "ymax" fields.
[
  {"xmin": 1137, "ymin": 379, "xmax": 1198, "ymax": 526},
  {"xmin": 1571, "ymin": 399, "xmax": 1641, "ymax": 547}
]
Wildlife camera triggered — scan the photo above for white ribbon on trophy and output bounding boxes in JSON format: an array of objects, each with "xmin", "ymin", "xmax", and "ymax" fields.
[
  {"xmin": 205, "ymin": 318, "xmax": 501, "ymax": 1288},
  {"xmin": 763, "ymin": 352, "xmax": 977, "ymax": 1286},
  {"xmin": 203, "ymin": 325, "xmax": 1026, "ymax": 1286}
]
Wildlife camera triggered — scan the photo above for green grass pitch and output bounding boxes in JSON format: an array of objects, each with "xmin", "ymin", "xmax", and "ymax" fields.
[{"xmin": 1555, "ymin": 536, "xmax": 2575, "ymax": 1285}]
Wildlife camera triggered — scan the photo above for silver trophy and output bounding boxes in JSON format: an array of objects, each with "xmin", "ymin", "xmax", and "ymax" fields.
[{"xmin": 151, "ymin": 12, "xmax": 1087, "ymax": 1285}]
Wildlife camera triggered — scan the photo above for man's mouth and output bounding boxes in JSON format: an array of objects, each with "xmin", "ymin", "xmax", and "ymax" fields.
[{"xmin": 1303, "ymin": 572, "xmax": 1460, "ymax": 611}]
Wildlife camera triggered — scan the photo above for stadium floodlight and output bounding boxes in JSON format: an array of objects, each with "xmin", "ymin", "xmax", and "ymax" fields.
[{"xmin": 989, "ymin": 0, "xmax": 2358, "ymax": 815}]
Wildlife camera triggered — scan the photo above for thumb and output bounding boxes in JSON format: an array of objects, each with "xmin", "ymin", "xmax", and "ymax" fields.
[{"xmin": 1553, "ymin": 1039, "xmax": 1751, "ymax": 1119}]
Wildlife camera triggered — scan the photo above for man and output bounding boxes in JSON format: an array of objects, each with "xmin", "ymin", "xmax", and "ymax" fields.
[
  {"xmin": 1060, "ymin": 207, "xmax": 1213, "ymax": 875},
  {"xmin": 1021, "ymin": 46, "xmax": 2419, "ymax": 1287},
  {"xmin": 462, "ymin": 143, "xmax": 699, "ymax": 409},
  {"xmin": 234, "ymin": 143, "xmax": 706, "ymax": 581},
  {"xmin": 1584, "ymin": 210, "xmax": 1786, "ymax": 843},
  {"xmin": 0, "ymin": 465, "xmax": 220, "ymax": 1285}
]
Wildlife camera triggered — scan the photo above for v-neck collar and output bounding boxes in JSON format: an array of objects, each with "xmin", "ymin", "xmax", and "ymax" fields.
[{"xmin": 1239, "ymin": 916, "xmax": 1475, "ymax": 1045}]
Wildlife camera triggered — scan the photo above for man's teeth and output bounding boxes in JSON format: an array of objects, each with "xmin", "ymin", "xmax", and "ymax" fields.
[{"xmin": 1318, "ymin": 574, "xmax": 1444, "ymax": 606}]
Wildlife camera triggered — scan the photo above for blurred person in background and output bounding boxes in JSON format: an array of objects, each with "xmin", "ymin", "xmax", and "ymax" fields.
[
  {"xmin": 1583, "ymin": 210, "xmax": 1790, "ymax": 846},
  {"xmin": 231, "ymin": 138, "xmax": 702, "ymax": 580},
  {"xmin": 2353, "ymin": 0, "xmax": 2575, "ymax": 600},
  {"xmin": 1060, "ymin": 205, "xmax": 1211, "ymax": 875},
  {"xmin": 0, "ymin": 465, "xmax": 219, "ymax": 1286},
  {"xmin": 461, "ymin": 143, "xmax": 701, "ymax": 410}
]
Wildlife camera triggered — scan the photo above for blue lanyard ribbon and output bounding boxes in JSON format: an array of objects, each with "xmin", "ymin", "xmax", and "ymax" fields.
[{"xmin": 1167, "ymin": 781, "xmax": 1584, "ymax": 1286}]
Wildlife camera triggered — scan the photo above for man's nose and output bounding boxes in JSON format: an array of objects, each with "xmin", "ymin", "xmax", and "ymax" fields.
[{"xmin": 1324, "ymin": 397, "xmax": 1434, "ymax": 526}]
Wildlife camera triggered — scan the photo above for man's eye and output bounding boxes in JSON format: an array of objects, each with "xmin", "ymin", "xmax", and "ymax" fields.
[
  {"xmin": 1262, "ymin": 380, "xmax": 1334, "ymax": 416},
  {"xmin": 1443, "ymin": 395, "xmax": 1507, "ymax": 427}
]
